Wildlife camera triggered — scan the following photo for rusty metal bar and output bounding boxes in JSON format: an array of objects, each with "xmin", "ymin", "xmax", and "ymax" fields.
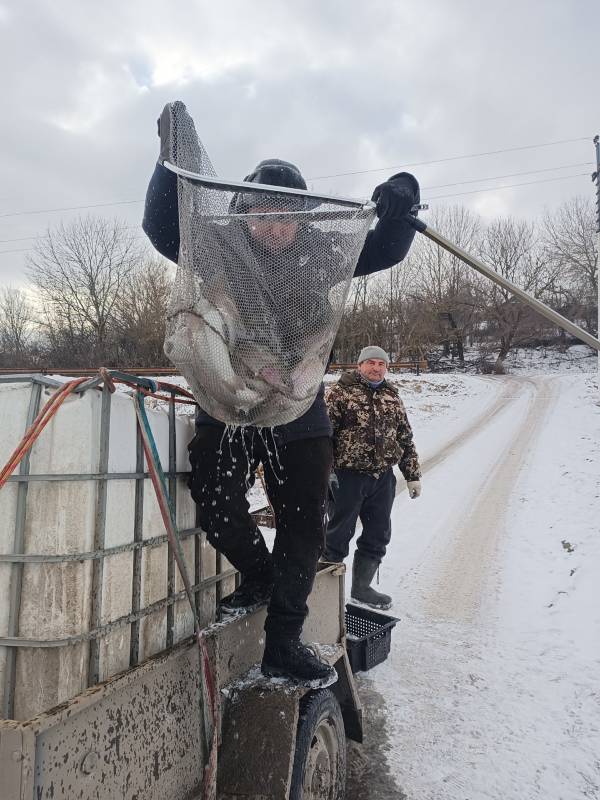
[
  {"xmin": 0, "ymin": 364, "xmax": 427, "ymax": 379},
  {"xmin": 2, "ymin": 380, "xmax": 42, "ymax": 720},
  {"xmin": 0, "ymin": 369, "xmax": 179, "ymax": 379}
]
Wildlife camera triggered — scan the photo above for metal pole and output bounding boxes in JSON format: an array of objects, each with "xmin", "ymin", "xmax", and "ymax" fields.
[
  {"xmin": 129, "ymin": 420, "xmax": 144, "ymax": 668},
  {"xmin": 88, "ymin": 384, "xmax": 111, "ymax": 686},
  {"xmin": 407, "ymin": 217, "xmax": 600, "ymax": 353},
  {"xmin": 2, "ymin": 380, "xmax": 42, "ymax": 719},
  {"xmin": 166, "ymin": 392, "xmax": 177, "ymax": 649},
  {"xmin": 592, "ymin": 135, "xmax": 600, "ymax": 375}
]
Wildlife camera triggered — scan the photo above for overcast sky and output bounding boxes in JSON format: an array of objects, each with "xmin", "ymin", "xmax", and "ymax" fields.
[{"xmin": 1, "ymin": 0, "xmax": 598, "ymax": 284}]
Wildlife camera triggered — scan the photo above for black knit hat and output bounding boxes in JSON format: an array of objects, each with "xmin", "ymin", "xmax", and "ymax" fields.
[
  {"xmin": 231, "ymin": 158, "xmax": 309, "ymax": 213},
  {"xmin": 244, "ymin": 159, "xmax": 307, "ymax": 190}
]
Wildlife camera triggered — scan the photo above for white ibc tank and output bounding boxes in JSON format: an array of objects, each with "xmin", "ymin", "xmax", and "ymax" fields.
[{"xmin": 0, "ymin": 377, "xmax": 224, "ymax": 721}]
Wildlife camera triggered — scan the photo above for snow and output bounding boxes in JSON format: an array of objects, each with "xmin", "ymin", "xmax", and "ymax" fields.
[
  {"xmin": 503, "ymin": 344, "xmax": 597, "ymax": 375},
  {"xmin": 350, "ymin": 372, "xmax": 600, "ymax": 799},
  {"xmin": 428, "ymin": 344, "xmax": 597, "ymax": 376}
]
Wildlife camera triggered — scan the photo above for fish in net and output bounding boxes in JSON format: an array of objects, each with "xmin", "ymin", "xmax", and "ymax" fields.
[{"xmin": 161, "ymin": 101, "xmax": 376, "ymax": 427}]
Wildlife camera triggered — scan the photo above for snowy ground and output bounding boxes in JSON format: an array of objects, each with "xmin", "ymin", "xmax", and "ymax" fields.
[
  {"xmin": 431, "ymin": 344, "xmax": 597, "ymax": 376},
  {"xmin": 503, "ymin": 344, "xmax": 597, "ymax": 375},
  {"xmin": 346, "ymin": 371, "xmax": 600, "ymax": 800}
]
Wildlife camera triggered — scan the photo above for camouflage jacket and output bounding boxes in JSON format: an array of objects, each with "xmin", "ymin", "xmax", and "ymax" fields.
[{"xmin": 326, "ymin": 371, "xmax": 421, "ymax": 480}]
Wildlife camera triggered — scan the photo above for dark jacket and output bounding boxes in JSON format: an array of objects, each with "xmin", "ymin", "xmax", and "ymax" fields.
[
  {"xmin": 326, "ymin": 370, "xmax": 421, "ymax": 480},
  {"xmin": 143, "ymin": 163, "xmax": 417, "ymax": 443}
]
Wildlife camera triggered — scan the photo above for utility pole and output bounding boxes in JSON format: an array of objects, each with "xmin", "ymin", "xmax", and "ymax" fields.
[{"xmin": 593, "ymin": 135, "xmax": 600, "ymax": 378}]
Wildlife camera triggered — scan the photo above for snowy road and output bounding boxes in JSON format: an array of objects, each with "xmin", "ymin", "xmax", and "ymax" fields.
[{"xmin": 347, "ymin": 373, "xmax": 600, "ymax": 800}]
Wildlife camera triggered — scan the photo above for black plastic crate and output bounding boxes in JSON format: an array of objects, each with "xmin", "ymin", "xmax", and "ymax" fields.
[{"xmin": 345, "ymin": 603, "xmax": 399, "ymax": 673}]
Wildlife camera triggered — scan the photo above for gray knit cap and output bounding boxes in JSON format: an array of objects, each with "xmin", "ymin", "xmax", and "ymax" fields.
[{"xmin": 357, "ymin": 345, "xmax": 390, "ymax": 364}]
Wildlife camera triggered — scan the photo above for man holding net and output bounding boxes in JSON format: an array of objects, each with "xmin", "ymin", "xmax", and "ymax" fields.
[{"xmin": 143, "ymin": 102, "xmax": 420, "ymax": 686}]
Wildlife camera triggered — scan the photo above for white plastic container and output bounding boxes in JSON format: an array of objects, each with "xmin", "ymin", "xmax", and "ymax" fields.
[{"xmin": 0, "ymin": 377, "xmax": 223, "ymax": 720}]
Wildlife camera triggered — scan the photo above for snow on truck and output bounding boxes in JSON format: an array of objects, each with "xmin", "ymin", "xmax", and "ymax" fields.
[{"xmin": 0, "ymin": 370, "xmax": 364, "ymax": 799}]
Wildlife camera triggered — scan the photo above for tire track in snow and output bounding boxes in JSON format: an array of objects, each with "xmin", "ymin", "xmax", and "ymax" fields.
[
  {"xmin": 396, "ymin": 375, "xmax": 538, "ymax": 496},
  {"xmin": 423, "ymin": 376, "xmax": 557, "ymax": 622},
  {"xmin": 384, "ymin": 376, "xmax": 540, "ymax": 605},
  {"xmin": 376, "ymin": 376, "xmax": 598, "ymax": 800}
]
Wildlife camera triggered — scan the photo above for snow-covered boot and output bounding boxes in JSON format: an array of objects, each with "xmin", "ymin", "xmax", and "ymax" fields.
[
  {"xmin": 351, "ymin": 553, "xmax": 392, "ymax": 610},
  {"xmin": 261, "ymin": 637, "xmax": 337, "ymax": 687},
  {"xmin": 220, "ymin": 563, "xmax": 274, "ymax": 615}
]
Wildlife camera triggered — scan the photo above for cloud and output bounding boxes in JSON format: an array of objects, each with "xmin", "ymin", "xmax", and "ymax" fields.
[{"xmin": 1, "ymin": 0, "xmax": 598, "ymax": 284}]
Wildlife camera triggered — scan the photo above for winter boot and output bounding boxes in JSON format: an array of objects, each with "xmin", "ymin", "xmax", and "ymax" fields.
[
  {"xmin": 220, "ymin": 563, "xmax": 274, "ymax": 615},
  {"xmin": 351, "ymin": 552, "xmax": 392, "ymax": 610},
  {"xmin": 261, "ymin": 636, "xmax": 338, "ymax": 688}
]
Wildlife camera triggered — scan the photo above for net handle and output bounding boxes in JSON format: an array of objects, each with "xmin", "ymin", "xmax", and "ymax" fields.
[{"xmin": 164, "ymin": 160, "xmax": 375, "ymax": 210}]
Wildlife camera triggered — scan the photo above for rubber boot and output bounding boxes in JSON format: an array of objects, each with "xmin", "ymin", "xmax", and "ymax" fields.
[
  {"xmin": 351, "ymin": 552, "xmax": 392, "ymax": 610},
  {"xmin": 261, "ymin": 636, "xmax": 338, "ymax": 688}
]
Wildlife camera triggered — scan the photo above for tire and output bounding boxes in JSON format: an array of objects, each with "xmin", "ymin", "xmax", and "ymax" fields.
[{"xmin": 289, "ymin": 688, "xmax": 346, "ymax": 800}]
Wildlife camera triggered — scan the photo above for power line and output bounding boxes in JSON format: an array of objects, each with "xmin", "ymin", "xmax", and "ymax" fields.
[
  {"xmin": 0, "ymin": 157, "xmax": 593, "ymax": 257},
  {"xmin": 0, "ymin": 234, "xmax": 41, "ymax": 244},
  {"xmin": 0, "ymin": 230, "xmax": 146, "ymax": 257},
  {"xmin": 0, "ymin": 198, "xmax": 142, "ymax": 220},
  {"xmin": 423, "ymin": 163, "xmax": 592, "ymax": 192},
  {"xmin": 0, "ymin": 170, "xmax": 589, "ymax": 258},
  {"xmin": 0, "ymin": 224, "xmax": 142, "ymax": 246},
  {"xmin": 0, "ymin": 163, "xmax": 592, "ymax": 249},
  {"xmin": 0, "ymin": 247, "xmax": 34, "ymax": 255},
  {"xmin": 309, "ymin": 136, "xmax": 593, "ymax": 180},
  {"xmin": 426, "ymin": 171, "xmax": 589, "ymax": 201},
  {"xmin": 0, "ymin": 135, "xmax": 591, "ymax": 221}
]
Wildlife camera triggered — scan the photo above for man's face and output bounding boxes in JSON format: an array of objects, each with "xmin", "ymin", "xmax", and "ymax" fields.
[
  {"xmin": 247, "ymin": 206, "xmax": 299, "ymax": 253},
  {"xmin": 358, "ymin": 358, "xmax": 388, "ymax": 382}
]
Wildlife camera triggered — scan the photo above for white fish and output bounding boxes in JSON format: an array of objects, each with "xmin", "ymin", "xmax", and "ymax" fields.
[{"xmin": 165, "ymin": 302, "xmax": 262, "ymax": 416}]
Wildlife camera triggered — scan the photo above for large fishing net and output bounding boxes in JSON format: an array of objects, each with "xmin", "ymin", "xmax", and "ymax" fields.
[{"xmin": 162, "ymin": 101, "xmax": 376, "ymax": 427}]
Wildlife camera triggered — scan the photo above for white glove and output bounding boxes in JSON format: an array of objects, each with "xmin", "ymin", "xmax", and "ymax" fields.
[{"xmin": 407, "ymin": 480, "xmax": 421, "ymax": 499}]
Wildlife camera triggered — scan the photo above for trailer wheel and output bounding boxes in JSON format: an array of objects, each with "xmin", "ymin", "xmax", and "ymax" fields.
[{"xmin": 289, "ymin": 688, "xmax": 346, "ymax": 800}]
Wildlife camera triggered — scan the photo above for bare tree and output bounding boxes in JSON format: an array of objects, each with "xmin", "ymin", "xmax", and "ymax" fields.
[
  {"xmin": 27, "ymin": 216, "xmax": 140, "ymax": 360},
  {"xmin": 542, "ymin": 196, "xmax": 598, "ymax": 334},
  {"xmin": 111, "ymin": 257, "xmax": 173, "ymax": 366},
  {"xmin": 0, "ymin": 286, "xmax": 34, "ymax": 365},
  {"xmin": 335, "ymin": 274, "xmax": 371, "ymax": 361},
  {"xmin": 410, "ymin": 205, "xmax": 482, "ymax": 361},
  {"xmin": 478, "ymin": 217, "xmax": 561, "ymax": 367}
]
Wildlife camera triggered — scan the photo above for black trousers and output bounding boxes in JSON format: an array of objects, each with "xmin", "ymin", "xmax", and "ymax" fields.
[
  {"xmin": 325, "ymin": 467, "xmax": 396, "ymax": 563},
  {"xmin": 188, "ymin": 426, "xmax": 333, "ymax": 639}
]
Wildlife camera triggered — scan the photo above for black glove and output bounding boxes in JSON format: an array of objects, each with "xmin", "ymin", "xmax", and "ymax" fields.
[
  {"xmin": 371, "ymin": 172, "xmax": 420, "ymax": 221},
  {"xmin": 157, "ymin": 103, "xmax": 175, "ymax": 165},
  {"xmin": 156, "ymin": 101, "xmax": 201, "ymax": 170}
]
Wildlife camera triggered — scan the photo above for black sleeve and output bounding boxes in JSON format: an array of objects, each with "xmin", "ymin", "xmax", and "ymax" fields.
[
  {"xmin": 353, "ymin": 216, "xmax": 416, "ymax": 277},
  {"xmin": 142, "ymin": 162, "xmax": 180, "ymax": 263}
]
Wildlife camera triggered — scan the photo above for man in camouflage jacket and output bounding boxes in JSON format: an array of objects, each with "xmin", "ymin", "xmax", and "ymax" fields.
[{"xmin": 324, "ymin": 345, "xmax": 421, "ymax": 609}]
